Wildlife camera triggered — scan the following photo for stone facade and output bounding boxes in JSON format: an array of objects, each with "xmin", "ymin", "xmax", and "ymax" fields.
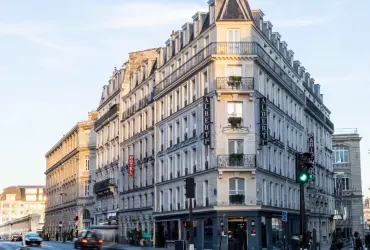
[
  {"xmin": 44, "ymin": 112, "xmax": 97, "ymax": 239},
  {"xmin": 333, "ymin": 129, "xmax": 364, "ymax": 238}
]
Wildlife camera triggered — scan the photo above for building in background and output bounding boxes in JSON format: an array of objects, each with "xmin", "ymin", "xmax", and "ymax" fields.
[
  {"xmin": 333, "ymin": 128, "xmax": 364, "ymax": 238},
  {"xmin": 44, "ymin": 112, "xmax": 97, "ymax": 239},
  {"xmin": 119, "ymin": 49, "xmax": 158, "ymax": 242},
  {"xmin": 0, "ymin": 186, "xmax": 45, "ymax": 227},
  {"xmin": 93, "ymin": 66, "xmax": 124, "ymax": 230},
  {"xmin": 363, "ymin": 197, "xmax": 370, "ymax": 229}
]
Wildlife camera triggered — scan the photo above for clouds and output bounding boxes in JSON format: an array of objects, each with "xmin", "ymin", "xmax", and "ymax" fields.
[
  {"xmin": 93, "ymin": 2, "xmax": 207, "ymax": 29},
  {"xmin": 274, "ymin": 16, "xmax": 335, "ymax": 28}
]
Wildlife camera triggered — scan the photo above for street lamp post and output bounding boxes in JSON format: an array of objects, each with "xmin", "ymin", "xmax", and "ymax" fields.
[{"xmin": 219, "ymin": 220, "xmax": 225, "ymax": 250}]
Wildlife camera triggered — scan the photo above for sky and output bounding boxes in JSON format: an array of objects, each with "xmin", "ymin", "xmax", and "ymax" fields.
[{"xmin": 0, "ymin": 0, "xmax": 369, "ymax": 196}]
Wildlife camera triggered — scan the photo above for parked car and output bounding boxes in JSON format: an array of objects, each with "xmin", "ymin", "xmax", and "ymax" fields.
[
  {"xmin": 25, "ymin": 232, "xmax": 43, "ymax": 246},
  {"xmin": 11, "ymin": 235, "xmax": 22, "ymax": 241},
  {"xmin": 74, "ymin": 230, "xmax": 103, "ymax": 250}
]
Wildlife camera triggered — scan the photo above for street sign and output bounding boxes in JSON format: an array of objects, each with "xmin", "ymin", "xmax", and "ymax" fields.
[{"xmin": 282, "ymin": 211, "xmax": 287, "ymax": 222}]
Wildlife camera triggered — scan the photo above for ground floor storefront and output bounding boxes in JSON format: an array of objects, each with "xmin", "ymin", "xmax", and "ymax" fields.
[{"xmin": 153, "ymin": 210, "xmax": 300, "ymax": 250}]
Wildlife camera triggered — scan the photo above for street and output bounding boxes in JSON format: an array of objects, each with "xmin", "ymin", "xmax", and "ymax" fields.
[
  {"xmin": 0, "ymin": 241, "xmax": 161, "ymax": 250},
  {"xmin": 0, "ymin": 241, "xmax": 76, "ymax": 250}
]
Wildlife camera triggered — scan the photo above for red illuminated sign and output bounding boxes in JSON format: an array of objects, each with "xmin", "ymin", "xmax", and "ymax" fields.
[{"xmin": 128, "ymin": 155, "xmax": 135, "ymax": 178}]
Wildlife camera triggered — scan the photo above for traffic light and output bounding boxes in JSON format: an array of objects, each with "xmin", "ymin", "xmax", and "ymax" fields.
[
  {"xmin": 296, "ymin": 153, "xmax": 314, "ymax": 183},
  {"xmin": 303, "ymin": 231, "xmax": 312, "ymax": 247},
  {"xmin": 183, "ymin": 221, "xmax": 189, "ymax": 228},
  {"xmin": 185, "ymin": 177, "xmax": 195, "ymax": 198}
]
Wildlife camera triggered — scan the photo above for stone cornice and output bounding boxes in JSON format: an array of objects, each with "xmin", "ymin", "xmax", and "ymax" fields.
[
  {"xmin": 45, "ymin": 121, "xmax": 94, "ymax": 157},
  {"xmin": 45, "ymin": 148, "xmax": 79, "ymax": 175}
]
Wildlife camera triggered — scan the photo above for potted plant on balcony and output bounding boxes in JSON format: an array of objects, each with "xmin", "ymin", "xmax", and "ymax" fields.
[
  {"xmin": 228, "ymin": 76, "xmax": 242, "ymax": 89},
  {"xmin": 228, "ymin": 116, "xmax": 242, "ymax": 128},
  {"xmin": 229, "ymin": 153, "xmax": 243, "ymax": 166},
  {"xmin": 230, "ymin": 194, "xmax": 245, "ymax": 204}
]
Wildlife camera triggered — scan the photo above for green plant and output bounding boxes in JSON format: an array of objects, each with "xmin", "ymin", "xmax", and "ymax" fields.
[
  {"xmin": 230, "ymin": 194, "xmax": 245, "ymax": 204},
  {"xmin": 229, "ymin": 153, "xmax": 243, "ymax": 166},
  {"xmin": 228, "ymin": 117, "xmax": 242, "ymax": 127},
  {"xmin": 228, "ymin": 76, "xmax": 242, "ymax": 89}
]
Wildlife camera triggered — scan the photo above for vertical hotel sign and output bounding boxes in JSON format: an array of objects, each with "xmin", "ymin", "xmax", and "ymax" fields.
[
  {"xmin": 260, "ymin": 97, "xmax": 268, "ymax": 146},
  {"xmin": 308, "ymin": 133, "xmax": 315, "ymax": 181},
  {"xmin": 204, "ymin": 96, "xmax": 211, "ymax": 145},
  {"xmin": 128, "ymin": 155, "xmax": 135, "ymax": 178}
]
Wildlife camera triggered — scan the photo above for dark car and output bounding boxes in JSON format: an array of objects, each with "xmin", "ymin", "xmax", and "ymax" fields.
[
  {"xmin": 74, "ymin": 230, "xmax": 103, "ymax": 250},
  {"xmin": 11, "ymin": 235, "xmax": 22, "ymax": 241},
  {"xmin": 25, "ymin": 232, "xmax": 43, "ymax": 246}
]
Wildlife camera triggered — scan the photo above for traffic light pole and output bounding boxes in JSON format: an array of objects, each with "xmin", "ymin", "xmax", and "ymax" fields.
[
  {"xmin": 189, "ymin": 197, "xmax": 194, "ymax": 245},
  {"xmin": 300, "ymin": 183, "xmax": 305, "ymax": 249}
]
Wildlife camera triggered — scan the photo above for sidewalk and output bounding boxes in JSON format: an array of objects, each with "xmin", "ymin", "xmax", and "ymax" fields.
[{"xmin": 46, "ymin": 241, "xmax": 169, "ymax": 250}]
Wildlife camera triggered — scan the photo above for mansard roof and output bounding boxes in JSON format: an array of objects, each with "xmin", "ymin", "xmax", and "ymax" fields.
[{"xmin": 217, "ymin": 0, "xmax": 254, "ymax": 21}]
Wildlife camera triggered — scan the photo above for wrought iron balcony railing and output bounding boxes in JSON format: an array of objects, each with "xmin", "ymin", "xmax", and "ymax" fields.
[
  {"xmin": 93, "ymin": 178, "xmax": 116, "ymax": 194},
  {"xmin": 94, "ymin": 104, "xmax": 119, "ymax": 130},
  {"xmin": 154, "ymin": 42, "xmax": 305, "ymax": 102},
  {"xmin": 216, "ymin": 77, "xmax": 254, "ymax": 91},
  {"xmin": 217, "ymin": 154, "xmax": 256, "ymax": 169}
]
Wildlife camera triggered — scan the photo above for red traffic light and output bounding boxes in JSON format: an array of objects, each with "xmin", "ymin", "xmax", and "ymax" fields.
[{"xmin": 183, "ymin": 221, "xmax": 188, "ymax": 228}]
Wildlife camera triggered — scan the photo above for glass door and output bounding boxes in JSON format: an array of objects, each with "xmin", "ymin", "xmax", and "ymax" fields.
[{"xmin": 227, "ymin": 30, "xmax": 241, "ymax": 53}]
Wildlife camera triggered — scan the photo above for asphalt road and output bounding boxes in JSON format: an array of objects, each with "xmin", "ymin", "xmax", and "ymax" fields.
[{"xmin": 0, "ymin": 241, "xmax": 75, "ymax": 250}]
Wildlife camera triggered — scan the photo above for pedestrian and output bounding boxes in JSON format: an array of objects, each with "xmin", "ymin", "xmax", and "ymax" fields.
[
  {"xmin": 355, "ymin": 232, "xmax": 363, "ymax": 250},
  {"xmin": 365, "ymin": 233, "xmax": 370, "ymax": 249}
]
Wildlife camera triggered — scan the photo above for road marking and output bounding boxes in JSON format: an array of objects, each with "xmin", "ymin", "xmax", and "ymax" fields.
[{"xmin": 41, "ymin": 245, "xmax": 55, "ymax": 249}]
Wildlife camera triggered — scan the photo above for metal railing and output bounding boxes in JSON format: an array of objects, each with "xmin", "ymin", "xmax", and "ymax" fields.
[
  {"xmin": 155, "ymin": 42, "xmax": 305, "ymax": 102},
  {"xmin": 217, "ymin": 154, "xmax": 256, "ymax": 169},
  {"xmin": 216, "ymin": 77, "xmax": 254, "ymax": 91}
]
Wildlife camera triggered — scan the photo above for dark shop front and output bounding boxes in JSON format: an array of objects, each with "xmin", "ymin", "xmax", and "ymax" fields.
[{"xmin": 154, "ymin": 210, "xmax": 300, "ymax": 250}]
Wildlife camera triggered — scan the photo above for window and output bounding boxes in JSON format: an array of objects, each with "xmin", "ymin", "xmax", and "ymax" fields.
[
  {"xmin": 228, "ymin": 140, "xmax": 243, "ymax": 154},
  {"xmin": 229, "ymin": 178, "xmax": 245, "ymax": 204},
  {"xmin": 85, "ymin": 156, "xmax": 90, "ymax": 171},
  {"xmin": 333, "ymin": 146, "xmax": 349, "ymax": 163},
  {"xmin": 226, "ymin": 66, "xmax": 242, "ymax": 77},
  {"xmin": 227, "ymin": 30, "xmax": 241, "ymax": 53},
  {"xmin": 341, "ymin": 177, "xmax": 350, "ymax": 190},
  {"xmin": 227, "ymin": 102, "xmax": 242, "ymax": 118},
  {"xmin": 84, "ymin": 181, "xmax": 89, "ymax": 196}
]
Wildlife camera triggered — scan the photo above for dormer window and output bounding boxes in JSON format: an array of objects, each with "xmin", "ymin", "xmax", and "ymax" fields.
[
  {"xmin": 210, "ymin": 5, "xmax": 215, "ymax": 24},
  {"xmin": 183, "ymin": 28, "xmax": 188, "ymax": 45},
  {"xmin": 194, "ymin": 21, "xmax": 198, "ymax": 37}
]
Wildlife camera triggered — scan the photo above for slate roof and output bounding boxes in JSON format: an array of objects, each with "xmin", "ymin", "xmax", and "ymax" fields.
[{"xmin": 218, "ymin": 0, "xmax": 254, "ymax": 22}]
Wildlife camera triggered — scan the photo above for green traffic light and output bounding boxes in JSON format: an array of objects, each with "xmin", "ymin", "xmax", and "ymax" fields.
[
  {"xmin": 298, "ymin": 173, "xmax": 308, "ymax": 182},
  {"xmin": 309, "ymin": 174, "xmax": 313, "ymax": 179}
]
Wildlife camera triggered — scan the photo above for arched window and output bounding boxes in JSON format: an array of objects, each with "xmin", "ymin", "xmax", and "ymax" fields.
[
  {"xmin": 333, "ymin": 146, "xmax": 350, "ymax": 163},
  {"xmin": 229, "ymin": 178, "xmax": 245, "ymax": 205}
]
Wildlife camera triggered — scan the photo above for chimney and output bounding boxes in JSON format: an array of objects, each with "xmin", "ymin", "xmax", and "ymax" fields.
[
  {"xmin": 314, "ymin": 84, "xmax": 321, "ymax": 97},
  {"xmin": 293, "ymin": 61, "xmax": 301, "ymax": 75},
  {"xmin": 88, "ymin": 111, "xmax": 98, "ymax": 121},
  {"xmin": 299, "ymin": 66, "xmax": 306, "ymax": 78}
]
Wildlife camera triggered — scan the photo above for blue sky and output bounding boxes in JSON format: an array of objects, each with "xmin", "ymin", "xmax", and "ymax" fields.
[{"xmin": 0, "ymin": 0, "xmax": 369, "ymax": 196}]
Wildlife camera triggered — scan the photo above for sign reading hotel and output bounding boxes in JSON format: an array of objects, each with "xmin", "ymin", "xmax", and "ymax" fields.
[
  {"xmin": 128, "ymin": 155, "xmax": 135, "ymax": 178},
  {"xmin": 260, "ymin": 97, "xmax": 268, "ymax": 146},
  {"xmin": 204, "ymin": 96, "xmax": 211, "ymax": 145}
]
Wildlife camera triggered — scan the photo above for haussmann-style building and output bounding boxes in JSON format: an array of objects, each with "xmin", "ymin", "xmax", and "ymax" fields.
[
  {"xmin": 89, "ymin": 0, "xmax": 337, "ymax": 248},
  {"xmin": 333, "ymin": 128, "xmax": 364, "ymax": 238},
  {"xmin": 44, "ymin": 112, "xmax": 97, "ymax": 239}
]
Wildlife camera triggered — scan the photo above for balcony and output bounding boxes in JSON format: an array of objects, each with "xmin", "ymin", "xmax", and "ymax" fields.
[
  {"xmin": 229, "ymin": 194, "xmax": 245, "ymax": 205},
  {"xmin": 217, "ymin": 154, "xmax": 256, "ymax": 170},
  {"xmin": 305, "ymin": 98, "xmax": 325, "ymax": 121},
  {"xmin": 216, "ymin": 77, "xmax": 254, "ymax": 92},
  {"xmin": 93, "ymin": 178, "xmax": 116, "ymax": 196},
  {"xmin": 94, "ymin": 104, "xmax": 119, "ymax": 130},
  {"xmin": 155, "ymin": 42, "xmax": 305, "ymax": 102},
  {"xmin": 333, "ymin": 162, "xmax": 351, "ymax": 169}
]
